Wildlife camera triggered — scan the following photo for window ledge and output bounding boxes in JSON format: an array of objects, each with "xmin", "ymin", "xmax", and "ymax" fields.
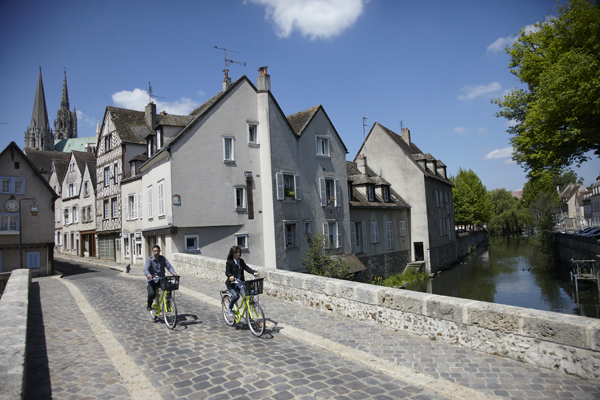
[
  {"xmin": 0, "ymin": 231, "xmax": 19, "ymax": 235},
  {"xmin": 248, "ymin": 143, "xmax": 260, "ymax": 148},
  {"xmin": 236, "ymin": 208, "xmax": 248, "ymax": 213},
  {"xmin": 316, "ymin": 154, "xmax": 331, "ymax": 159},
  {"xmin": 223, "ymin": 160, "xmax": 236, "ymax": 165}
]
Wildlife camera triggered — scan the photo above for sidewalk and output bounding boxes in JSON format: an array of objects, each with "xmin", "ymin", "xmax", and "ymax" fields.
[{"xmin": 53, "ymin": 254, "xmax": 600, "ymax": 399}]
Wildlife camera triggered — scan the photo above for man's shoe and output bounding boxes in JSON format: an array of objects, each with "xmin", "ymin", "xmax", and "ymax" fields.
[{"xmin": 147, "ymin": 305, "xmax": 152, "ymax": 311}]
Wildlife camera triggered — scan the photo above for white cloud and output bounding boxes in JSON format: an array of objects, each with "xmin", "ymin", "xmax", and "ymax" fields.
[
  {"xmin": 454, "ymin": 127, "xmax": 467, "ymax": 135},
  {"xmin": 75, "ymin": 110, "xmax": 98, "ymax": 127},
  {"xmin": 111, "ymin": 89, "xmax": 199, "ymax": 115},
  {"xmin": 506, "ymin": 119, "xmax": 518, "ymax": 127},
  {"xmin": 458, "ymin": 82, "xmax": 502, "ymax": 100},
  {"xmin": 478, "ymin": 127, "xmax": 488, "ymax": 134},
  {"xmin": 483, "ymin": 147, "xmax": 513, "ymax": 160},
  {"xmin": 249, "ymin": 0, "xmax": 366, "ymax": 40},
  {"xmin": 486, "ymin": 18, "xmax": 552, "ymax": 53}
]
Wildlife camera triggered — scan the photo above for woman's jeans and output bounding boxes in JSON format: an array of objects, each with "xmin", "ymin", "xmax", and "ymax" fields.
[{"xmin": 228, "ymin": 288, "xmax": 240, "ymax": 310}]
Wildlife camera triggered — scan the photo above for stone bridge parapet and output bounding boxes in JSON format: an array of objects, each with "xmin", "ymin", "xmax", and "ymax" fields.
[{"xmin": 173, "ymin": 253, "xmax": 600, "ymax": 380}]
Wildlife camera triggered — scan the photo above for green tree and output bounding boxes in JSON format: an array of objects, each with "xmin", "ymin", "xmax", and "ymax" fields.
[
  {"xmin": 493, "ymin": 0, "xmax": 600, "ymax": 176},
  {"xmin": 521, "ymin": 171, "xmax": 560, "ymax": 209},
  {"xmin": 529, "ymin": 191, "xmax": 559, "ymax": 258},
  {"xmin": 302, "ymin": 233, "xmax": 351, "ymax": 279},
  {"xmin": 451, "ymin": 168, "xmax": 494, "ymax": 229},
  {"xmin": 488, "ymin": 189, "xmax": 530, "ymax": 234}
]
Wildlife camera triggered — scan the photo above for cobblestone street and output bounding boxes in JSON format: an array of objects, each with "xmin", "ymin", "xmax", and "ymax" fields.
[{"xmin": 24, "ymin": 257, "xmax": 600, "ymax": 399}]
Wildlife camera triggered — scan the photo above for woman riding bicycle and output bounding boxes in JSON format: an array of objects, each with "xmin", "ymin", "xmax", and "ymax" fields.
[{"xmin": 225, "ymin": 245, "xmax": 257, "ymax": 316}]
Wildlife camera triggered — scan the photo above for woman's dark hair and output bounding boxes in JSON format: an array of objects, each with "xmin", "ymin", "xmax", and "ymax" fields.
[{"xmin": 227, "ymin": 246, "xmax": 241, "ymax": 261}]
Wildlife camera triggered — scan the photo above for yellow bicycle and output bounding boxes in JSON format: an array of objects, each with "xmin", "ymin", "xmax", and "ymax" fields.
[
  {"xmin": 221, "ymin": 278, "xmax": 265, "ymax": 337},
  {"xmin": 149, "ymin": 275, "xmax": 179, "ymax": 330}
]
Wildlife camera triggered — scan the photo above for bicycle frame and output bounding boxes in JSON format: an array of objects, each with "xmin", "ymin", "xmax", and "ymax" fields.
[
  {"xmin": 231, "ymin": 291, "xmax": 256, "ymax": 323},
  {"xmin": 221, "ymin": 278, "xmax": 265, "ymax": 336}
]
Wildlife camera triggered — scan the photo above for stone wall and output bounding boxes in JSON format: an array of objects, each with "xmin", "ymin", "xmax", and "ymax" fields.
[
  {"xmin": 173, "ymin": 252, "xmax": 600, "ymax": 380},
  {"xmin": 356, "ymin": 249, "xmax": 411, "ymax": 279},
  {"xmin": 556, "ymin": 233, "xmax": 600, "ymax": 264}
]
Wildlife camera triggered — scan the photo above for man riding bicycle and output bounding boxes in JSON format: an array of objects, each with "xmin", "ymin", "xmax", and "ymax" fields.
[
  {"xmin": 144, "ymin": 245, "xmax": 178, "ymax": 311},
  {"xmin": 225, "ymin": 245, "xmax": 257, "ymax": 315}
]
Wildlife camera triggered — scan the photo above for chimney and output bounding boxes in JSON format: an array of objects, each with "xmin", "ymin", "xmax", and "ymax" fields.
[
  {"xmin": 401, "ymin": 127, "xmax": 411, "ymax": 145},
  {"xmin": 357, "ymin": 155, "xmax": 367, "ymax": 174},
  {"xmin": 222, "ymin": 69, "xmax": 231, "ymax": 92},
  {"xmin": 145, "ymin": 102, "xmax": 156, "ymax": 129},
  {"xmin": 257, "ymin": 66, "xmax": 270, "ymax": 92}
]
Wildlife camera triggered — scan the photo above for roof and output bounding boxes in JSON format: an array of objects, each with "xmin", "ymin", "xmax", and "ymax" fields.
[
  {"xmin": 52, "ymin": 159, "xmax": 69, "ymax": 183},
  {"xmin": 367, "ymin": 123, "xmax": 452, "ymax": 186},
  {"xmin": 1, "ymin": 142, "xmax": 58, "ymax": 200},
  {"xmin": 54, "ymin": 137, "xmax": 96, "ymax": 152},
  {"xmin": 286, "ymin": 105, "xmax": 320, "ymax": 135},
  {"xmin": 346, "ymin": 161, "xmax": 410, "ymax": 209},
  {"xmin": 157, "ymin": 113, "xmax": 193, "ymax": 127},
  {"xmin": 23, "ymin": 148, "xmax": 70, "ymax": 175},
  {"xmin": 71, "ymin": 150, "xmax": 96, "ymax": 175},
  {"xmin": 106, "ymin": 106, "xmax": 152, "ymax": 144},
  {"xmin": 558, "ymin": 182, "xmax": 584, "ymax": 202}
]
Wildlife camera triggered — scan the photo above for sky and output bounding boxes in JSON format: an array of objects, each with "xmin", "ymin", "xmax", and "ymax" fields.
[{"xmin": 1, "ymin": 0, "xmax": 598, "ymax": 191}]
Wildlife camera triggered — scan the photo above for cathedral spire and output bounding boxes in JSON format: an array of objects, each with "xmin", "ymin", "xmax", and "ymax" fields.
[
  {"xmin": 61, "ymin": 69, "xmax": 69, "ymax": 110},
  {"xmin": 24, "ymin": 67, "xmax": 53, "ymax": 150}
]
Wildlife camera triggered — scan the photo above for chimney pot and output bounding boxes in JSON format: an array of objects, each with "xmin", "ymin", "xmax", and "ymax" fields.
[
  {"xmin": 257, "ymin": 66, "xmax": 270, "ymax": 91},
  {"xmin": 401, "ymin": 127, "xmax": 411, "ymax": 145}
]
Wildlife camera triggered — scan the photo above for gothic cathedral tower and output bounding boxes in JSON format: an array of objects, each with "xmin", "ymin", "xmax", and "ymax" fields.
[
  {"xmin": 54, "ymin": 70, "xmax": 77, "ymax": 140},
  {"xmin": 24, "ymin": 67, "xmax": 54, "ymax": 151}
]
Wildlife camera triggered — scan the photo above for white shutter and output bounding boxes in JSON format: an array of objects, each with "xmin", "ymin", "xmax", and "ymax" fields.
[
  {"xmin": 350, "ymin": 222, "xmax": 356, "ymax": 253},
  {"xmin": 276, "ymin": 173, "xmax": 284, "ymax": 200},
  {"xmin": 320, "ymin": 178, "xmax": 326, "ymax": 206},
  {"xmin": 336, "ymin": 222, "xmax": 342, "ymax": 249},
  {"xmin": 147, "ymin": 186, "xmax": 153, "ymax": 218},
  {"xmin": 295, "ymin": 175, "xmax": 302, "ymax": 200},
  {"xmin": 361, "ymin": 222, "xmax": 367, "ymax": 253},
  {"xmin": 125, "ymin": 196, "xmax": 129, "ymax": 220},
  {"xmin": 139, "ymin": 193, "xmax": 143, "ymax": 220},
  {"xmin": 335, "ymin": 179, "xmax": 341, "ymax": 207},
  {"xmin": 133, "ymin": 194, "xmax": 138, "ymax": 219},
  {"xmin": 386, "ymin": 221, "xmax": 393, "ymax": 249},
  {"xmin": 322, "ymin": 222, "xmax": 329, "ymax": 248},
  {"xmin": 371, "ymin": 221, "xmax": 377, "ymax": 243}
]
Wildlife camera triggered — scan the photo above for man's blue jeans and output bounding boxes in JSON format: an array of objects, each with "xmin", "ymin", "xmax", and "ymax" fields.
[{"xmin": 228, "ymin": 288, "xmax": 240, "ymax": 310}]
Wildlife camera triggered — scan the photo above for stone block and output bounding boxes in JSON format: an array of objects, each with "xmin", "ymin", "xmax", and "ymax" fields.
[
  {"xmin": 378, "ymin": 288, "xmax": 427, "ymax": 314},
  {"xmin": 521, "ymin": 309, "xmax": 591, "ymax": 348},
  {"xmin": 354, "ymin": 283, "xmax": 380, "ymax": 305},
  {"xmin": 335, "ymin": 281, "xmax": 360, "ymax": 301},
  {"xmin": 465, "ymin": 302, "xmax": 520, "ymax": 333},
  {"xmin": 590, "ymin": 321, "xmax": 600, "ymax": 351},
  {"xmin": 285, "ymin": 273, "xmax": 306, "ymax": 289},
  {"xmin": 425, "ymin": 295, "xmax": 470, "ymax": 323},
  {"xmin": 303, "ymin": 275, "xmax": 327, "ymax": 294}
]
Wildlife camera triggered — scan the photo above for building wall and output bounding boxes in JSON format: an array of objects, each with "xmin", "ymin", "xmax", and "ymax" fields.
[{"xmin": 120, "ymin": 176, "xmax": 145, "ymax": 264}]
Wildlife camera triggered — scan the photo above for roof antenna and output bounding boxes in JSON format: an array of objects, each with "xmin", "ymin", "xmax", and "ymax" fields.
[
  {"xmin": 361, "ymin": 115, "xmax": 369, "ymax": 156},
  {"xmin": 214, "ymin": 46, "xmax": 246, "ymax": 78},
  {"xmin": 148, "ymin": 82, "xmax": 164, "ymax": 104},
  {"xmin": 400, "ymin": 120, "xmax": 403, "ymax": 131}
]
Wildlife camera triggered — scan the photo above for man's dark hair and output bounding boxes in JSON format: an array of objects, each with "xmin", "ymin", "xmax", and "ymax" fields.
[{"xmin": 152, "ymin": 245, "xmax": 161, "ymax": 251}]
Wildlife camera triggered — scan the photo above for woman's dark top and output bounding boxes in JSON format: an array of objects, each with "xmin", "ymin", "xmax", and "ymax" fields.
[{"xmin": 225, "ymin": 258, "xmax": 256, "ymax": 290}]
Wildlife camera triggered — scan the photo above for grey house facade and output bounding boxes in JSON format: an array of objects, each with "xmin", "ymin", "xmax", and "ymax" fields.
[
  {"xmin": 356, "ymin": 123, "xmax": 456, "ymax": 273},
  {"xmin": 137, "ymin": 68, "xmax": 351, "ymax": 271}
]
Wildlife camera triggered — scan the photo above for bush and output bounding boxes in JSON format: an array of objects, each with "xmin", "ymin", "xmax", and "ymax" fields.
[{"xmin": 302, "ymin": 233, "xmax": 352, "ymax": 279}]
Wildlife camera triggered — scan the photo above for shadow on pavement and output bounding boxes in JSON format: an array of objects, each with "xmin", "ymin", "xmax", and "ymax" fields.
[
  {"xmin": 24, "ymin": 282, "xmax": 51, "ymax": 400},
  {"xmin": 54, "ymin": 260, "xmax": 106, "ymax": 278}
]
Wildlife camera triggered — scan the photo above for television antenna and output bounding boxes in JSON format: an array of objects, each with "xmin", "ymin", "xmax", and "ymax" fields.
[
  {"xmin": 148, "ymin": 82, "xmax": 164, "ymax": 103},
  {"xmin": 214, "ymin": 46, "xmax": 246, "ymax": 73}
]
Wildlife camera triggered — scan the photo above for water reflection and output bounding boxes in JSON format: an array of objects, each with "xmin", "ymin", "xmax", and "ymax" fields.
[{"xmin": 405, "ymin": 236, "xmax": 599, "ymax": 319}]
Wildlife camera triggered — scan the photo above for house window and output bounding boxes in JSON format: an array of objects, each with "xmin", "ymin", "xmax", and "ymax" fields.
[
  {"xmin": 323, "ymin": 221, "xmax": 341, "ymax": 249},
  {"xmin": 1, "ymin": 177, "xmax": 25, "ymax": 194},
  {"xmin": 83, "ymin": 181, "xmax": 89, "ymax": 197},
  {"xmin": 386, "ymin": 221, "xmax": 394, "ymax": 250},
  {"xmin": 157, "ymin": 129, "xmax": 163, "ymax": 149},
  {"xmin": 68, "ymin": 183, "xmax": 74, "ymax": 197},
  {"xmin": 1, "ymin": 179, "xmax": 10, "ymax": 193},
  {"xmin": 135, "ymin": 233, "xmax": 142, "ymax": 257},
  {"xmin": 316, "ymin": 135, "xmax": 330, "ymax": 157},
  {"xmin": 104, "ymin": 134, "xmax": 112, "ymax": 152},
  {"xmin": 247, "ymin": 123, "xmax": 258, "ymax": 144},
  {"xmin": 128, "ymin": 194, "xmax": 138, "ymax": 220},
  {"xmin": 26, "ymin": 251, "xmax": 40, "ymax": 269},
  {"xmin": 276, "ymin": 172, "xmax": 301, "ymax": 200},
  {"xmin": 367, "ymin": 185, "xmax": 375, "ymax": 202},
  {"xmin": 304, "ymin": 221, "xmax": 312, "ymax": 234},
  {"xmin": 223, "ymin": 136, "xmax": 234, "ymax": 162},
  {"xmin": 147, "ymin": 139, "xmax": 152, "ymax": 157},
  {"xmin": 63, "ymin": 208, "xmax": 69, "ymax": 225},
  {"xmin": 371, "ymin": 221, "xmax": 379, "ymax": 243},
  {"xmin": 111, "ymin": 198, "xmax": 118, "ymax": 218},
  {"xmin": 147, "ymin": 186, "xmax": 153, "ymax": 218},
  {"xmin": 158, "ymin": 180, "xmax": 165, "ymax": 216},
  {"xmin": 399, "ymin": 220, "xmax": 406, "ymax": 236},
  {"xmin": 235, "ymin": 234, "xmax": 248, "ymax": 250},
  {"xmin": 320, "ymin": 178, "xmax": 339, "ymax": 206},
  {"xmin": 0, "ymin": 215, "xmax": 18, "ymax": 231},
  {"xmin": 352, "ymin": 222, "xmax": 366, "ymax": 254},
  {"xmin": 124, "ymin": 235, "xmax": 130, "ymax": 258},
  {"xmin": 104, "ymin": 167, "xmax": 110, "ymax": 187},
  {"xmin": 69, "ymin": 163, "xmax": 75, "ymax": 172},
  {"xmin": 56, "ymin": 232, "xmax": 61, "ymax": 245},
  {"xmin": 14, "ymin": 179, "xmax": 23, "ymax": 194},
  {"xmin": 348, "ymin": 181, "xmax": 353, "ymax": 200},
  {"xmin": 185, "ymin": 234, "xmax": 200, "ymax": 251},
  {"xmin": 73, "ymin": 206, "xmax": 78, "ymax": 223},
  {"xmin": 103, "ymin": 200, "xmax": 109, "ymax": 220},
  {"xmin": 283, "ymin": 222, "xmax": 298, "ymax": 249},
  {"xmin": 235, "ymin": 186, "xmax": 246, "ymax": 211},
  {"xmin": 114, "ymin": 163, "xmax": 119, "ymax": 184},
  {"xmin": 382, "ymin": 186, "xmax": 390, "ymax": 202}
]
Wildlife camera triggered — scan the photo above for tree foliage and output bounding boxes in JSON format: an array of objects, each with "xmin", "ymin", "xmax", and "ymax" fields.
[
  {"xmin": 302, "ymin": 233, "xmax": 351, "ymax": 279},
  {"xmin": 487, "ymin": 189, "xmax": 530, "ymax": 234},
  {"xmin": 529, "ymin": 191, "xmax": 559, "ymax": 258},
  {"xmin": 521, "ymin": 168, "xmax": 580, "ymax": 208},
  {"xmin": 451, "ymin": 168, "xmax": 494, "ymax": 228},
  {"xmin": 493, "ymin": 0, "xmax": 600, "ymax": 176}
]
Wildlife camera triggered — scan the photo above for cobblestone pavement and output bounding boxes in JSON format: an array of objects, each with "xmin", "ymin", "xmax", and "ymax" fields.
[{"xmin": 26, "ymin": 255, "xmax": 600, "ymax": 399}]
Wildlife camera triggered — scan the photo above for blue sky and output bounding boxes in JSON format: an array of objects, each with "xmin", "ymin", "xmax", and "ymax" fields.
[{"xmin": 1, "ymin": 0, "xmax": 597, "ymax": 190}]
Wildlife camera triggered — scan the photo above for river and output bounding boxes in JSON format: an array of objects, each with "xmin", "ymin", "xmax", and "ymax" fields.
[{"xmin": 405, "ymin": 236, "xmax": 600, "ymax": 319}]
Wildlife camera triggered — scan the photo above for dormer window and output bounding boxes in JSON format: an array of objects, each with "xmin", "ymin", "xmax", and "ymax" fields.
[
  {"xmin": 382, "ymin": 186, "xmax": 390, "ymax": 202},
  {"xmin": 131, "ymin": 163, "xmax": 136, "ymax": 177},
  {"xmin": 367, "ymin": 185, "xmax": 375, "ymax": 202},
  {"xmin": 156, "ymin": 129, "xmax": 163, "ymax": 149}
]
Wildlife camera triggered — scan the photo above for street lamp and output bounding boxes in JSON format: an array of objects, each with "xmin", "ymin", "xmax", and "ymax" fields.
[{"xmin": 19, "ymin": 197, "xmax": 38, "ymax": 269}]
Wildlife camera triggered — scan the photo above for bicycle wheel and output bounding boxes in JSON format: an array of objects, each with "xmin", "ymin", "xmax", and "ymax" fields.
[
  {"xmin": 164, "ymin": 296, "xmax": 177, "ymax": 329},
  {"xmin": 222, "ymin": 294, "xmax": 235, "ymax": 326},
  {"xmin": 247, "ymin": 301, "xmax": 265, "ymax": 337}
]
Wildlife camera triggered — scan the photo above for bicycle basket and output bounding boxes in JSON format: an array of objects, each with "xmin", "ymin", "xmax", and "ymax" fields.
[
  {"xmin": 244, "ymin": 278, "xmax": 263, "ymax": 295},
  {"xmin": 160, "ymin": 276, "xmax": 180, "ymax": 291}
]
